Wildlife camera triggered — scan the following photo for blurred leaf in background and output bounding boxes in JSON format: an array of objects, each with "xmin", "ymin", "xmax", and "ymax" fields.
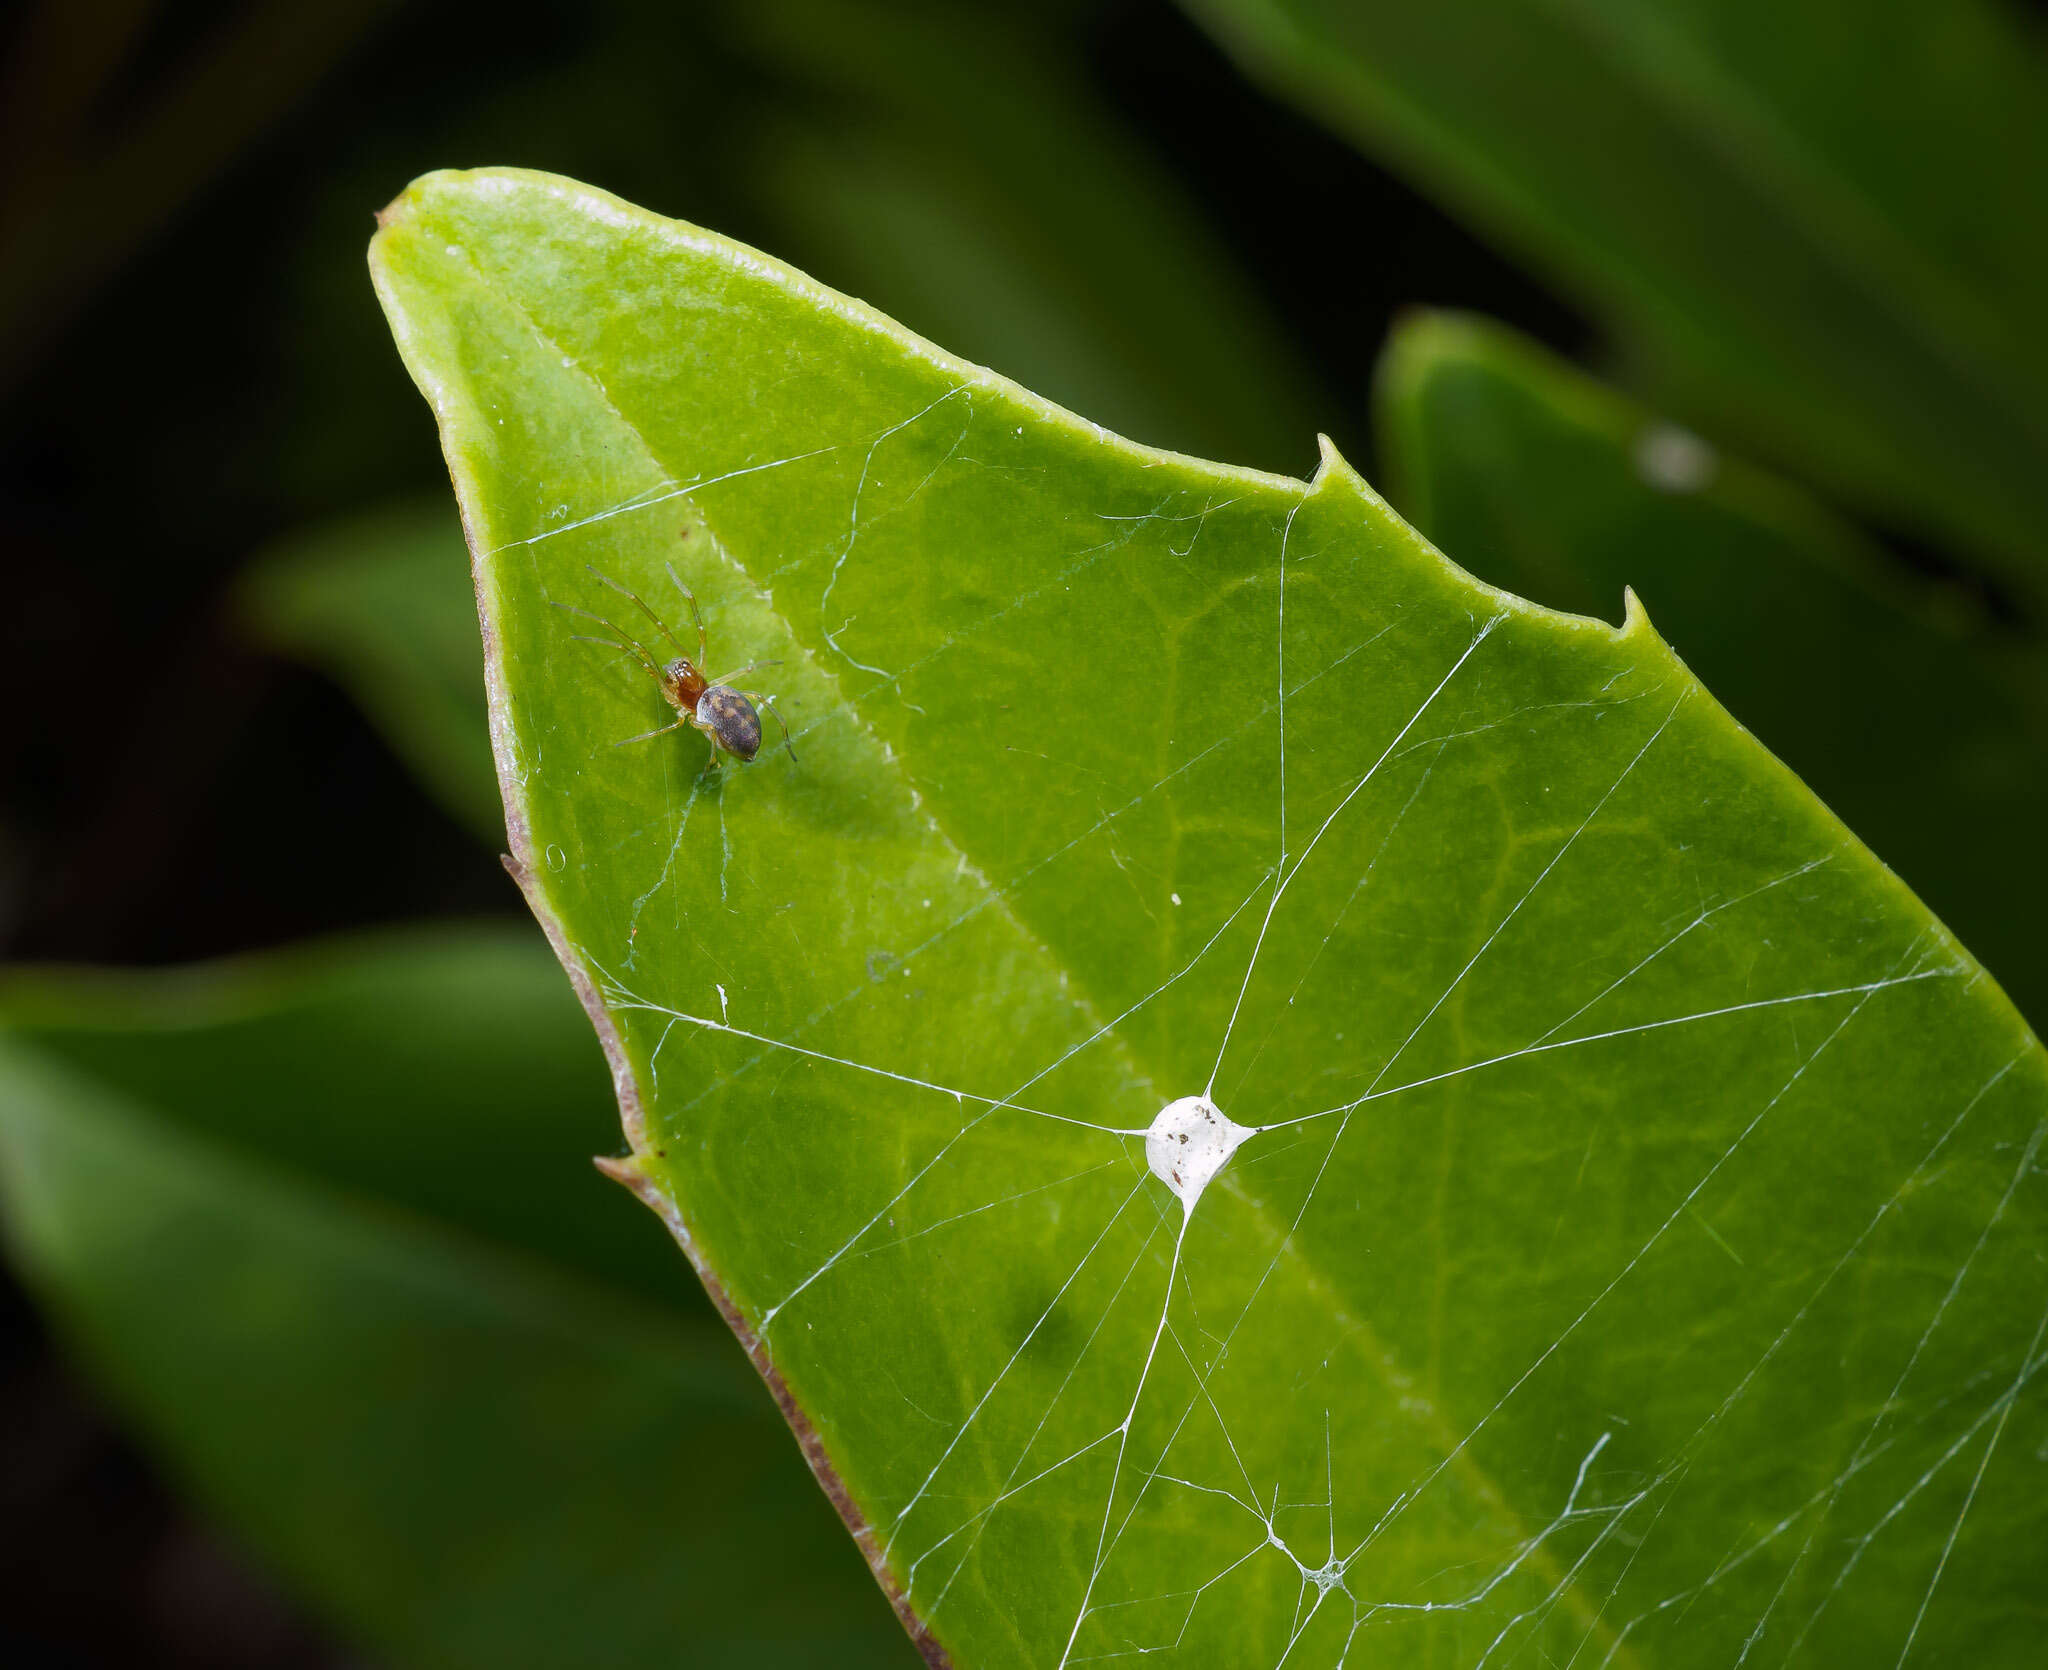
[
  {"xmin": 1185, "ymin": 0, "xmax": 2048, "ymax": 606},
  {"xmin": 240, "ymin": 502, "xmax": 500, "ymax": 843},
  {"xmin": 0, "ymin": 930, "xmax": 910, "ymax": 1668},
  {"xmin": 1375, "ymin": 311, "xmax": 2048, "ymax": 1027},
  {"xmin": 0, "ymin": 0, "xmax": 399, "ymax": 395},
  {"xmin": 720, "ymin": 0, "xmax": 1329, "ymax": 473}
]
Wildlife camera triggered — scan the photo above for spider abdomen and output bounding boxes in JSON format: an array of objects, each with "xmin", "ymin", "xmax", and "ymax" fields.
[{"xmin": 697, "ymin": 685, "xmax": 763, "ymax": 761}]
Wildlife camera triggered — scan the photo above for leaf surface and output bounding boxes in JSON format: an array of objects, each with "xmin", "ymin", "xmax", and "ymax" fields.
[
  {"xmin": 371, "ymin": 168, "xmax": 2048, "ymax": 1668},
  {"xmin": 1183, "ymin": 0, "xmax": 2048, "ymax": 600},
  {"xmin": 0, "ymin": 930, "xmax": 908, "ymax": 1669},
  {"xmin": 1374, "ymin": 310, "xmax": 2048, "ymax": 1031}
]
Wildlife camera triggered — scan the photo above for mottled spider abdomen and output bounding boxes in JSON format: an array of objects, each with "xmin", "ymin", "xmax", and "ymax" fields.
[{"xmin": 697, "ymin": 685, "xmax": 763, "ymax": 761}]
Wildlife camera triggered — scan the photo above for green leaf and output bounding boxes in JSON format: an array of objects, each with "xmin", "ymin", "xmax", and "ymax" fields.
[
  {"xmin": 371, "ymin": 168, "xmax": 2048, "ymax": 1668},
  {"xmin": 0, "ymin": 930, "xmax": 908, "ymax": 1669},
  {"xmin": 1373, "ymin": 310, "xmax": 2048, "ymax": 1032},
  {"xmin": 1181, "ymin": 0, "xmax": 2048, "ymax": 601},
  {"xmin": 238, "ymin": 500, "xmax": 500, "ymax": 841}
]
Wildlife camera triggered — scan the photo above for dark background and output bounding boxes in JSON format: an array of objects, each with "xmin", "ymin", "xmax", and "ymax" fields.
[{"xmin": 0, "ymin": 1, "xmax": 1590, "ymax": 1662}]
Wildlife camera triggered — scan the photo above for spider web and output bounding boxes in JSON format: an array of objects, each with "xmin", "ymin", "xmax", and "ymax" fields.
[{"xmin": 491, "ymin": 384, "xmax": 2047, "ymax": 1670}]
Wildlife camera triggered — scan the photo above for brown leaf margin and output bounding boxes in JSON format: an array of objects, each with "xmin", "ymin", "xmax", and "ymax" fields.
[{"xmin": 501, "ymin": 849, "xmax": 954, "ymax": 1670}]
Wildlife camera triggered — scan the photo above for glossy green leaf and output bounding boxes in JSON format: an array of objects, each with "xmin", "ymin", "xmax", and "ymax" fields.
[
  {"xmin": 0, "ymin": 930, "xmax": 907, "ymax": 1668},
  {"xmin": 1374, "ymin": 310, "xmax": 2048, "ymax": 1032},
  {"xmin": 1183, "ymin": 0, "xmax": 2048, "ymax": 601},
  {"xmin": 372, "ymin": 168, "xmax": 2048, "ymax": 1668},
  {"xmin": 239, "ymin": 500, "xmax": 499, "ymax": 840}
]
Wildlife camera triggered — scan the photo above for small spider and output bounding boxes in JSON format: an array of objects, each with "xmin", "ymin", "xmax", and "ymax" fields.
[{"xmin": 557, "ymin": 562, "xmax": 794, "ymax": 767}]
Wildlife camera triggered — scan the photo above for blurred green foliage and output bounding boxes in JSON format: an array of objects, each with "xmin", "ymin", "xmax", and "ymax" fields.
[
  {"xmin": 0, "ymin": 931, "xmax": 906, "ymax": 1667},
  {"xmin": 240, "ymin": 503, "xmax": 501, "ymax": 841},
  {"xmin": 1185, "ymin": 0, "xmax": 2048, "ymax": 600}
]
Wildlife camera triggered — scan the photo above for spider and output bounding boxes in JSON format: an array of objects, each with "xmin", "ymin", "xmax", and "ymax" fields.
[{"xmin": 557, "ymin": 562, "xmax": 794, "ymax": 767}]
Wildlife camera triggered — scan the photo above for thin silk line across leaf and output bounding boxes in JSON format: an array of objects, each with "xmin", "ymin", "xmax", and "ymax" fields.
[
  {"xmin": 606, "ymin": 585, "xmax": 1887, "ymax": 1662},
  {"xmin": 588, "ymin": 546, "xmax": 1976, "ymax": 1667}
]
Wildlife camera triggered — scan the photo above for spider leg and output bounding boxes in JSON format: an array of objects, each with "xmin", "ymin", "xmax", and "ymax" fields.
[
  {"xmin": 739, "ymin": 691, "xmax": 797, "ymax": 763},
  {"xmin": 613, "ymin": 715, "xmax": 692, "ymax": 748},
  {"xmin": 665, "ymin": 563, "xmax": 708, "ymax": 665},
  {"xmin": 708, "ymin": 657, "xmax": 781, "ymax": 685},
  {"xmin": 587, "ymin": 565, "xmax": 686, "ymax": 655},
  {"xmin": 566, "ymin": 632, "xmax": 665, "ymax": 678},
  {"xmin": 684, "ymin": 711, "xmax": 730, "ymax": 771},
  {"xmin": 552, "ymin": 602, "xmax": 666, "ymax": 683}
]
